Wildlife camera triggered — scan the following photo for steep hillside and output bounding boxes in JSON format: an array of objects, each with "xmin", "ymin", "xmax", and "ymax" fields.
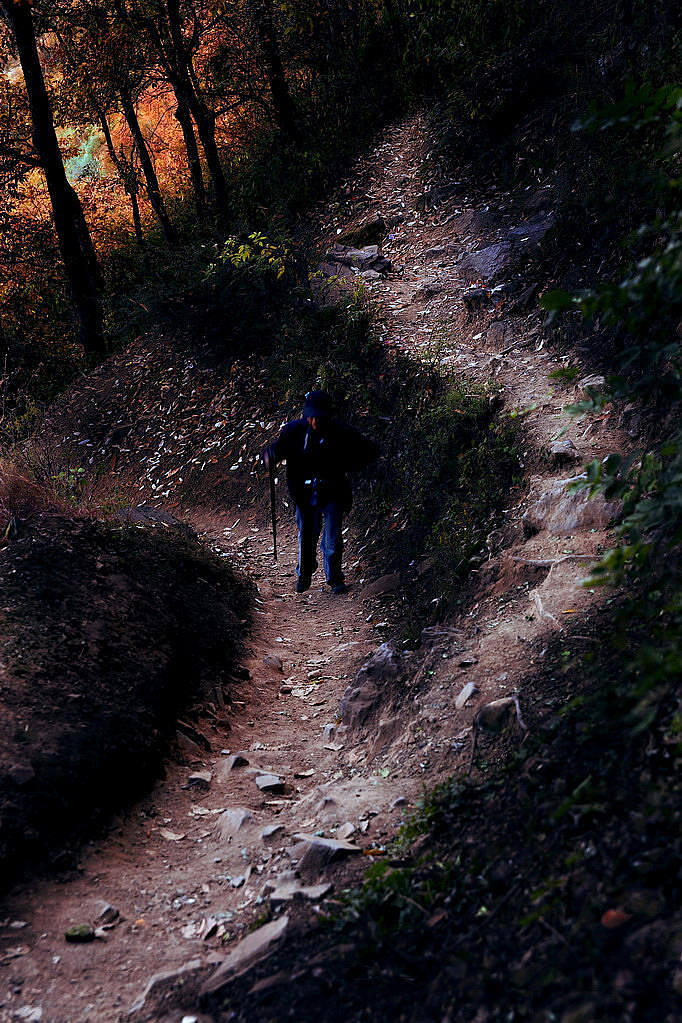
[
  {"xmin": 2, "ymin": 110, "xmax": 678, "ymax": 1023},
  {"xmin": 0, "ymin": 513, "xmax": 250, "ymax": 886}
]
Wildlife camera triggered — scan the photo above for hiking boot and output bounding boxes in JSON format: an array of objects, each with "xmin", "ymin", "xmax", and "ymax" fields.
[
  {"xmin": 295, "ymin": 577, "xmax": 311, "ymax": 593},
  {"xmin": 330, "ymin": 581, "xmax": 349, "ymax": 595}
]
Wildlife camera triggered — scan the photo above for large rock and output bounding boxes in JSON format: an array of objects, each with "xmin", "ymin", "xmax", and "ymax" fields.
[
  {"xmin": 214, "ymin": 808, "xmax": 253, "ymax": 842},
  {"xmin": 128, "ymin": 957, "xmax": 216, "ymax": 1017},
  {"xmin": 461, "ymin": 243, "xmax": 512, "ymax": 282},
  {"xmin": 255, "ymin": 774, "xmax": 284, "ymax": 793},
  {"xmin": 475, "ymin": 698, "xmax": 517, "ymax": 733},
  {"xmin": 200, "ymin": 916, "xmax": 289, "ymax": 996},
  {"xmin": 370, "ymin": 715, "xmax": 402, "ymax": 755},
  {"xmin": 455, "ymin": 682, "xmax": 478, "ymax": 710},
  {"xmin": 420, "ymin": 625, "xmax": 462, "ymax": 650},
  {"xmin": 216, "ymin": 753, "xmax": 249, "ymax": 784},
  {"xmin": 507, "ymin": 212, "xmax": 555, "ymax": 246},
  {"xmin": 523, "ymin": 477, "xmax": 621, "ymax": 536},
  {"xmin": 450, "ymin": 209, "xmax": 499, "ymax": 236},
  {"xmin": 266, "ymin": 871, "xmax": 333, "ymax": 905},
  {"xmin": 416, "ymin": 183, "xmax": 459, "ymax": 209},
  {"xmin": 289, "ymin": 833, "xmax": 361, "ymax": 879},
  {"xmin": 549, "ymin": 438, "xmax": 580, "ymax": 465},
  {"xmin": 337, "ymin": 217, "xmax": 386, "ymax": 248},
  {"xmin": 339, "ymin": 643, "xmax": 402, "ymax": 729},
  {"xmin": 325, "ymin": 243, "xmax": 392, "ymax": 275},
  {"xmin": 361, "ymin": 572, "xmax": 401, "ymax": 599}
]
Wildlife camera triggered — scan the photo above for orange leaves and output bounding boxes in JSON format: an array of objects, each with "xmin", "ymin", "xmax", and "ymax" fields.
[{"xmin": 600, "ymin": 908, "xmax": 632, "ymax": 929}]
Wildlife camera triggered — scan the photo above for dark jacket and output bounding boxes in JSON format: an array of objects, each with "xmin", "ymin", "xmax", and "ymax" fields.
[{"xmin": 266, "ymin": 418, "xmax": 378, "ymax": 511}]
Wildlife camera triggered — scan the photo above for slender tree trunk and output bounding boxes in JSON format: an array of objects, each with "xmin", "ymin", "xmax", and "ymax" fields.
[
  {"xmin": 164, "ymin": 0, "xmax": 228, "ymax": 209},
  {"xmin": 186, "ymin": 92, "xmax": 228, "ymax": 208},
  {"xmin": 1, "ymin": 0, "xmax": 106, "ymax": 355},
  {"xmin": 118, "ymin": 81, "xmax": 178, "ymax": 243},
  {"xmin": 173, "ymin": 95, "xmax": 206, "ymax": 217},
  {"xmin": 251, "ymin": 0, "xmax": 301, "ymax": 144},
  {"xmin": 97, "ymin": 107, "xmax": 145, "ymax": 245}
]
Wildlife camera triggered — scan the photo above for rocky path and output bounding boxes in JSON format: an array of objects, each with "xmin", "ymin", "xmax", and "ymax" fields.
[
  {"xmin": 316, "ymin": 110, "xmax": 629, "ymax": 780},
  {"xmin": 0, "ymin": 515, "xmax": 416, "ymax": 1023},
  {"xmin": 0, "ymin": 112, "xmax": 631, "ymax": 1023}
]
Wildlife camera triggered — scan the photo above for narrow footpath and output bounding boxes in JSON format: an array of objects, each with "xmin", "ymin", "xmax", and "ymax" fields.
[{"xmin": 0, "ymin": 111, "xmax": 631, "ymax": 1023}]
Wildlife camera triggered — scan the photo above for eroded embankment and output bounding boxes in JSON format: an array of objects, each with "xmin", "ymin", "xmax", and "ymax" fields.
[{"xmin": 0, "ymin": 514, "xmax": 250, "ymax": 885}]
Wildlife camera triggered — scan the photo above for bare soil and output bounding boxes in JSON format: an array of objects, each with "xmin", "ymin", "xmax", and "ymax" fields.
[{"xmin": 0, "ymin": 111, "xmax": 635, "ymax": 1023}]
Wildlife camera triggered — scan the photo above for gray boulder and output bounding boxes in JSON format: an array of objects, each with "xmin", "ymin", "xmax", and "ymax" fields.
[
  {"xmin": 214, "ymin": 808, "xmax": 253, "ymax": 842},
  {"xmin": 200, "ymin": 916, "xmax": 289, "ymax": 996},
  {"xmin": 266, "ymin": 871, "xmax": 333, "ymax": 905},
  {"xmin": 128, "ymin": 958, "xmax": 215, "ymax": 1017},
  {"xmin": 550, "ymin": 439, "xmax": 580, "ymax": 465},
  {"xmin": 255, "ymin": 774, "xmax": 284, "ymax": 793},
  {"xmin": 325, "ymin": 243, "xmax": 392, "ymax": 275},
  {"xmin": 507, "ymin": 212, "xmax": 555, "ymax": 246},
  {"xmin": 461, "ymin": 243, "xmax": 512, "ymax": 282},
  {"xmin": 289, "ymin": 833, "xmax": 361, "ymax": 879},
  {"xmin": 410, "ymin": 278, "xmax": 443, "ymax": 302},
  {"xmin": 523, "ymin": 477, "xmax": 621, "ymax": 536},
  {"xmin": 339, "ymin": 642, "xmax": 402, "ymax": 729}
]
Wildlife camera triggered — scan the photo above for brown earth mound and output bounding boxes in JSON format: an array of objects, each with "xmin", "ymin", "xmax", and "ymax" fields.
[{"xmin": 0, "ymin": 514, "xmax": 251, "ymax": 887}]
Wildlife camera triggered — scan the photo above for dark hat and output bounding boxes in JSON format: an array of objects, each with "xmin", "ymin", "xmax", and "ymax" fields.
[{"xmin": 303, "ymin": 389, "xmax": 332, "ymax": 419}]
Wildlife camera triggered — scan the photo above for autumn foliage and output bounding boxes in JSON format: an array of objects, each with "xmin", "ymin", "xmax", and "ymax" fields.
[{"xmin": 0, "ymin": 0, "xmax": 400, "ymax": 433}]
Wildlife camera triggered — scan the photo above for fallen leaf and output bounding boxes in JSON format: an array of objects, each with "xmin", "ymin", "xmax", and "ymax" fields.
[
  {"xmin": 159, "ymin": 828, "xmax": 186, "ymax": 841},
  {"xmin": 601, "ymin": 908, "xmax": 632, "ymax": 929}
]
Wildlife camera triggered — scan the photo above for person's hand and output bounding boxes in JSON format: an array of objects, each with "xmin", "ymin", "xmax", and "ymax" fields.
[{"xmin": 262, "ymin": 445, "xmax": 275, "ymax": 466}]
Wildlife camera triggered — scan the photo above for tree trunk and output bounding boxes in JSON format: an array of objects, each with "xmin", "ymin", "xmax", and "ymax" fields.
[
  {"xmin": 164, "ymin": 0, "xmax": 228, "ymax": 210},
  {"xmin": 173, "ymin": 95, "xmax": 206, "ymax": 217},
  {"xmin": 118, "ymin": 80, "xmax": 178, "ymax": 243},
  {"xmin": 96, "ymin": 107, "xmax": 145, "ymax": 245},
  {"xmin": 2, "ymin": 0, "xmax": 106, "ymax": 356},
  {"xmin": 186, "ymin": 92, "xmax": 228, "ymax": 208},
  {"xmin": 251, "ymin": 0, "xmax": 301, "ymax": 144}
]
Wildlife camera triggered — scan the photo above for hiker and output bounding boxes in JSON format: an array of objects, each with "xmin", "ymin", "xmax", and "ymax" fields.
[{"xmin": 262, "ymin": 390, "xmax": 378, "ymax": 594}]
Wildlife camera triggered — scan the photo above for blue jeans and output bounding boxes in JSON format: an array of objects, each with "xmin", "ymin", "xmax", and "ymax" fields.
[{"xmin": 295, "ymin": 502, "xmax": 344, "ymax": 584}]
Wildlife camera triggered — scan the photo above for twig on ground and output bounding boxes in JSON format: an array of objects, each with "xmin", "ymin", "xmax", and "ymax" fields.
[
  {"xmin": 531, "ymin": 589, "xmax": 561, "ymax": 629},
  {"xmin": 511, "ymin": 554, "xmax": 594, "ymax": 568},
  {"xmin": 539, "ymin": 917, "xmax": 578, "ymax": 956}
]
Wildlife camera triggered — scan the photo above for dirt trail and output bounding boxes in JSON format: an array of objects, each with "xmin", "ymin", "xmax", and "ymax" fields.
[{"xmin": 0, "ymin": 112, "xmax": 629, "ymax": 1023}]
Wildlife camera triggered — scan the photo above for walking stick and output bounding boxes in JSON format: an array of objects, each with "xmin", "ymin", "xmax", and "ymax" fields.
[{"xmin": 266, "ymin": 453, "xmax": 278, "ymax": 561}]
